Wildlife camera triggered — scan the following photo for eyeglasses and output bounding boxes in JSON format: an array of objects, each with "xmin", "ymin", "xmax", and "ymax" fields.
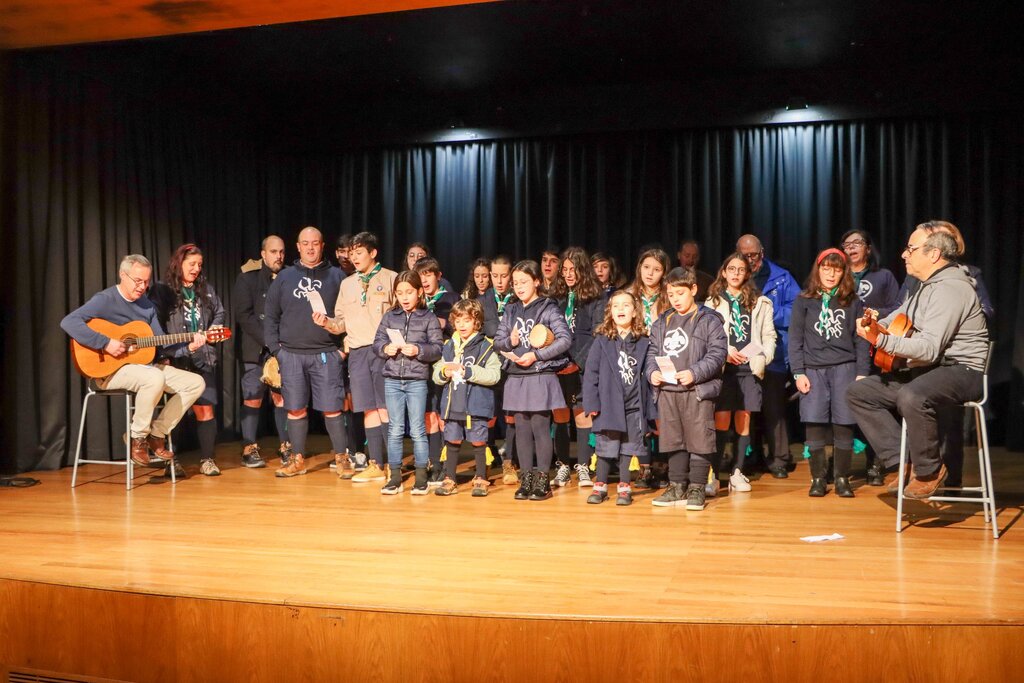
[
  {"xmin": 740, "ymin": 251, "xmax": 762, "ymax": 261},
  {"xmin": 725, "ymin": 266, "xmax": 747, "ymax": 274},
  {"xmin": 903, "ymin": 244, "xmax": 923, "ymax": 256},
  {"xmin": 841, "ymin": 239, "xmax": 867, "ymax": 249},
  {"xmin": 126, "ymin": 274, "xmax": 150, "ymax": 289}
]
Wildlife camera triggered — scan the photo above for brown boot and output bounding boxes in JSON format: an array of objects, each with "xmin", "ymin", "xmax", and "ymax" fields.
[
  {"xmin": 130, "ymin": 437, "xmax": 151, "ymax": 467},
  {"xmin": 885, "ymin": 467, "xmax": 911, "ymax": 493},
  {"xmin": 146, "ymin": 434, "xmax": 174, "ymax": 462},
  {"xmin": 336, "ymin": 452, "xmax": 355, "ymax": 480},
  {"xmin": 275, "ymin": 453, "xmax": 307, "ymax": 478}
]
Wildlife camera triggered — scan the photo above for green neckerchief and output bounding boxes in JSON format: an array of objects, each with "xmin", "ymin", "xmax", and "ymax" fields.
[
  {"xmin": 819, "ymin": 286, "xmax": 839, "ymax": 339},
  {"xmin": 564, "ymin": 290, "xmax": 577, "ymax": 326},
  {"xmin": 641, "ymin": 292, "xmax": 659, "ymax": 329},
  {"xmin": 425, "ymin": 287, "xmax": 447, "ymax": 312},
  {"xmin": 181, "ymin": 286, "xmax": 199, "ymax": 333},
  {"xmin": 724, "ymin": 290, "xmax": 744, "ymax": 340},
  {"xmin": 358, "ymin": 263, "xmax": 382, "ymax": 305},
  {"xmin": 452, "ymin": 330, "xmax": 478, "ymax": 361},
  {"xmin": 852, "ymin": 268, "xmax": 867, "ymax": 290},
  {"xmin": 494, "ymin": 289, "xmax": 512, "ymax": 315}
]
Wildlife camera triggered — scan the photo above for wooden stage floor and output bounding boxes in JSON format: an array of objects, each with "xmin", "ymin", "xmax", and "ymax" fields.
[{"xmin": 2, "ymin": 437, "xmax": 1024, "ymax": 681}]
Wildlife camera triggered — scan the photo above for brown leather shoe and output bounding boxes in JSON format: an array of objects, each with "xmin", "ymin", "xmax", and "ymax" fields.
[
  {"xmin": 275, "ymin": 453, "xmax": 307, "ymax": 478},
  {"xmin": 130, "ymin": 437, "xmax": 151, "ymax": 467},
  {"xmin": 884, "ymin": 468, "xmax": 911, "ymax": 493},
  {"xmin": 336, "ymin": 452, "xmax": 355, "ymax": 480},
  {"xmin": 146, "ymin": 434, "xmax": 174, "ymax": 462},
  {"xmin": 903, "ymin": 464, "xmax": 947, "ymax": 500}
]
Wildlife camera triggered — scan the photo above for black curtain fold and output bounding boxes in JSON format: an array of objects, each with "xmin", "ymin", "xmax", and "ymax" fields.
[{"xmin": 3, "ymin": 55, "xmax": 1022, "ymax": 474}]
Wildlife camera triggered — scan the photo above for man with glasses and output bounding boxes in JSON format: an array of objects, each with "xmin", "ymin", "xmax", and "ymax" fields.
[
  {"xmin": 736, "ymin": 234, "xmax": 801, "ymax": 477},
  {"xmin": 847, "ymin": 222, "xmax": 989, "ymax": 499},
  {"xmin": 61, "ymin": 254, "xmax": 207, "ymax": 467}
]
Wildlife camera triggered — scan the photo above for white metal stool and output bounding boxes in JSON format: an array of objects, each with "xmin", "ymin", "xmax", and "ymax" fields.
[
  {"xmin": 896, "ymin": 342, "xmax": 997, "ymax": 538},
  {"xmin": 71, "ymin": 380, "xmax": 176, "ymax": 490}
]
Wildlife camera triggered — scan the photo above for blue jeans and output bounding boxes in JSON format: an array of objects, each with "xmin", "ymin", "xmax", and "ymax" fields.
[{"xmin": 384, "ymin": 378, "xmax": 429, "ymax": 468}]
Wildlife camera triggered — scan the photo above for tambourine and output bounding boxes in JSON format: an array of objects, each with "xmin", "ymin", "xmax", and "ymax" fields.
[
  {"xmin": 528, "ymin": 323, "xmax": 554, "ymax": 349},
  {"xmin": 261, "ymin": 356, "xmax": 282, "ymax": 389}
]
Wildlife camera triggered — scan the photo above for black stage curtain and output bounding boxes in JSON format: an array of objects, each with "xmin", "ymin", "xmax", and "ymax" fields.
[{"xmin": 3, "ymin": 56, "xmax": 1022, "ymax": 474}]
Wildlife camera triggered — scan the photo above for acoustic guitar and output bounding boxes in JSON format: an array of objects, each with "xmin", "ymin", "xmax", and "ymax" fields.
[
  {"xmin": 70, "ymin": 319, "xmax": 232, "ymax": 379},
  {"xmin": 860, "ymin": 309, "xmax": 913, "ymax": 373}
]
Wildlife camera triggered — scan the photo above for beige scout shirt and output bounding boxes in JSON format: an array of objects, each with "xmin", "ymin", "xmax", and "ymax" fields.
[{"xmin": 330, "ymin": 266, "xmax": 397, "ymax": 349}]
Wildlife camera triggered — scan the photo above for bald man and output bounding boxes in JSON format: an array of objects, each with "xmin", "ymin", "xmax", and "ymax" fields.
[
  {"xmin": 234, "ymin": 235, "xmax": 289, "ymax": 469},
  {"xmin": 264, "ymin": 227, "xmax": 350, "ymax": 477},
  {"xmin": 736, "ymin": 234, "xmax": 800, "ymax": 477}
]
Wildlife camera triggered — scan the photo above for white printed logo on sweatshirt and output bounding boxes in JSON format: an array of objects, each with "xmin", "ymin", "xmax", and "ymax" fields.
[
  {"xmin": 618, "ymin": 350, "xmax": 637, "ymax": 385},
  {"xmin": 733, "ymin": 313, "xmax": 751, "ymax": 343},
  {"xmin": 293, "ymin": 277, "xmax": 323, "ymax": 300},
  {"xmin": 515, "ymin": 317, "xmax": 535, "ymax": 349},
  {"xmin": 662, "ymin": 327, "xmax": 689, "ymax": 358},
  {"xmin": 857, "ymin": 279, "xmax": 873, "ymax": 300},
  {"xmin": 815, "ymin": 308, "xmax": 846, "ymax": 340}
]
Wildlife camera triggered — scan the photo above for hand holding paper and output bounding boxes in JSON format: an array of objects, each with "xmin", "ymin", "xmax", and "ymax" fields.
[
  {"xmin": 306, "ymin": 289, "xmax": 327, "ymax": 316},
  {"xmin": 655, "ymin": 356, "xmax": 678, "ymax": 384}
]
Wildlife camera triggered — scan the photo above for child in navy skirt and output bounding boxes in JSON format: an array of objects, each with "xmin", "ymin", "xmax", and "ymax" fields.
[
  {"xmin": 550, "ymin": 246, "xmax": 608, "ymax": 488},
  {"xmin": 704, "ymin": 252, "xmax": 777, "ymax": 494},
  {"xmin": 494, "ymin": 260, "xmax": 572, "ymax": 501},
  {"xmin": 789, "ymin": 248, "xmax": 871, "ymax": 498},
  {"xmin": 645, "ymin": 267, "xmax": 728, "ymax": 511},
  {"xmin": 582, "ymin": 290, "xmax": 655, "ymax": 506}
]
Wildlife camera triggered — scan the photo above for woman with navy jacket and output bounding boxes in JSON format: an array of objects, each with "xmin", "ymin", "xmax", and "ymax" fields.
[
  {"xmin": 373, "ymin": 270, "xmax": 444, "ymax": 495},
  {"xmin": 494, "ymin": 260, "xmax": 572, "ymax": 501}
]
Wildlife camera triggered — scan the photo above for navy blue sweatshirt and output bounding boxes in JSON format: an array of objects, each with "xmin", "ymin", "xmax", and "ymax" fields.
[
  {"xmin": 478, "ymin": 287, "xmax": 516, "ymax": 338},
  {"xmin": 788, "ymin": 295, "xmax": 871, "ymax": 376},
  {"xmin": 494, "ymin": 296, "xmax": 572, "ymax": 375},
  {"xmin": 264, "ymin": 260, "xmax": 344, "ymax": 355},
  {"xmin": 372, "ymin": 307, "xmax": 444, "ymax": 380},
  {"xmin": 583, "ymin": 333, "xmax": 657, "ymax": 433},
  {"xmin": 852, "ymin": 267, "xmax": 901, "ymax": 318},
  {"xmin": 61, "ymin": 286, "xmax": 165, "ymax": 350},
  {"xmin": 555, "ymin": 292, "xmax": 607, "ymax": 373}
]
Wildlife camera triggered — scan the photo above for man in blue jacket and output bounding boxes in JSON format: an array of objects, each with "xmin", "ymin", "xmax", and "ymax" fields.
[{"xmin": 737, "ymin": 234, "xmax": 801, "ymax": 478}]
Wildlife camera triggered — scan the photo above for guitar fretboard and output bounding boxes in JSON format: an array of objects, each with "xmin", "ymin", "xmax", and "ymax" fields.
[{"xmin": 130, "ymin": 333, "xmax": 199, "ymax": 349}]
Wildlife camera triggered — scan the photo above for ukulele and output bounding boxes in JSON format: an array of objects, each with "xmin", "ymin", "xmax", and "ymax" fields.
[
  {"xmin": 70, "ymin": 319, "xmax": 232, "ymax": 379},
  {"xmin": 860, "ymin": 308, "xmax": 913, "ymax": 373}
]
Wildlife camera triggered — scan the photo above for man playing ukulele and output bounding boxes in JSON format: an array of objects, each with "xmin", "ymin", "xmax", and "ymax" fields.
[
  {"xmin": 847, "ymin": 223, "xmax": 989, "ymax": 499},
  {"xmin": 61, "ymin": 254, "xmax": 207, "ymax": 467}
]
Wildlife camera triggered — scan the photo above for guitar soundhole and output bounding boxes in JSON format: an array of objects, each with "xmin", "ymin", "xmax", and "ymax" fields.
[{"xmin": 123, "ymin": 335, "xmax": 138, "ymax": 351}]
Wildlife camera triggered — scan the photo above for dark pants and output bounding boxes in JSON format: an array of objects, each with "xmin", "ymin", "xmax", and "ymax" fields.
[
  {"xmin": 846, "ymin": 365, "xmax": 982, "ymax": 476},
  {"xmin": 762, "ymin": 370, "xmax": 791, "ymax": 467}
]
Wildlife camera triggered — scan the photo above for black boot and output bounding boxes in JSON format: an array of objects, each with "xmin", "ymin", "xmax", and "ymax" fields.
[
  {"xmin": 833, "ymin": 447, "xmax": 854, "ymax": 498},
  {"xmin": 529, "ymin": 468, "xmax": 552, "ymax": 501},
  {"xmin": 514, "ymin": 469, "xmax": 534, "ymax": 500},
  {"xmin": 808, "ymin": 448, "xmax": 827, "ymax": 497},
  {"xmin": 866, "ymin": 452, "xmax": 884, "ymax": 486}
]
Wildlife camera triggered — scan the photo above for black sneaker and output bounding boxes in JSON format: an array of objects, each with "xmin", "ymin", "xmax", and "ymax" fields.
[
  {"xmin": 587, "ymin": 485, "xmax": 608, "ymax": 504},
  {"xmin": 635, "ymin": 465, "xmax": 654, "ymax": 490},
  {"xmin": 685, "ymin": 484, "xmax": 706, "ymax": 511},
  {"xmin": 241, "ymin": 443, "xmax": 266, "ymax": 469},
  {"xmin": 768, "ymin": 465, "xmax": 789, "ymax": 479},
  {"xmin": 866, "ymin": 463, "xmax": 884, "ymax": 487},
  {"xmin": 427, "ymin": 467, "xmax": 445, "ymax": 488},
  {"xmin": 529, "ymin": 469, "xmax": 552, "ymax": 500},
  {"xmin": 652, "ymin": 482, "xmax": 687, "ymax": 507},
  {"xmin": 278, "ymin": 441, "xmax": 293, "ymax": 467},
  {"xmin": 411, "ymin": 467, "xmax": 429, "ymax": 495},
  {"xmin": 514, "ymin": 469, "xmax": 534, "ymax": 500}
]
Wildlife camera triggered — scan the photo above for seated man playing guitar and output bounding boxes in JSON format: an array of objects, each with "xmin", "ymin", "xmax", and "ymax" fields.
[
  {"xmin": 847, "ymin": 223, "xmax": 989, "ymax": 499},
  {"xmin": 61, "ymin": 254, "xmax": 207, "ymax": 467}
]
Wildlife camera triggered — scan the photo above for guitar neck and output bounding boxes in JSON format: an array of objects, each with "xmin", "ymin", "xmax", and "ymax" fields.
[{"xmin": 133, "ymin": 333, "xmax": 198, "ymax": 348}]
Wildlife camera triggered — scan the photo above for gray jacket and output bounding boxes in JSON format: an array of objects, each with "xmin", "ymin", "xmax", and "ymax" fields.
[{"xmin": 878, "ymin": 264, "xmax": 988, "ymax": 372}]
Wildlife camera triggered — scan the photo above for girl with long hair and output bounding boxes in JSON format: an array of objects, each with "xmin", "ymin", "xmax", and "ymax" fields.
[
  {"xmin": 627, "ymin": 247, "xmax": 671, "ymax": 332},
  {"xmin": 461, "ymin": 257, "xmax": 492, "ymax": 300}
]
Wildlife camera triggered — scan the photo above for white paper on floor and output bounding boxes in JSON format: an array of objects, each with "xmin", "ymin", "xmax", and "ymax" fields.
[{"xmin": 800, "ymin": 533, "xmax": 845, "ymax": 543}]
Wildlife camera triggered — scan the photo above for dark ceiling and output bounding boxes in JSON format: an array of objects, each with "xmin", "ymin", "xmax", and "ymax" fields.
[{"xmin": 17, "ymin": 0, "xmax": 1024, "ymax": 151}]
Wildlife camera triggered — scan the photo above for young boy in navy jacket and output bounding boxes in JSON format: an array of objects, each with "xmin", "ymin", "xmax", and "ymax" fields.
[
  {"xmin": 645, "ymin": 267, "xmax": 728, "ymax": 511},
  {"xmin": 432, "ymin": 299, "xmax": 503, "ymax": 496}
]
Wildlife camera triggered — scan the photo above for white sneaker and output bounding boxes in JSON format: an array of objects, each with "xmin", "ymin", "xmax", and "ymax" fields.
[
  {"xmin": 729, "ymin": 469, "xmax": 751, "ymax": 492},
  {"xmin": 574, "ymin": 463, "xmax": 594, "ymax": 488},
  {"xmin": 552, "ymin": 462, "xmax": 572, "ymax": 487},
  {"xmin": 705, "ymin": 477, "xmax": 720, "ymax": 498}
]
